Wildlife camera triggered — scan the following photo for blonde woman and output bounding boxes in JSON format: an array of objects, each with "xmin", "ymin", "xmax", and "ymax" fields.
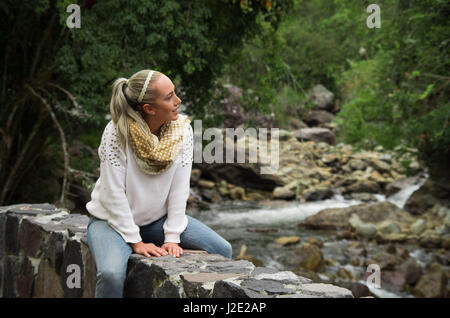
[{"xmin": 86, "ymin": 70, "xmax": 232, "ymax": 298}]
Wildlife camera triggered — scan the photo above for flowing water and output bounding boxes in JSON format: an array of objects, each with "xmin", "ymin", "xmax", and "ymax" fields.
[{"xmin": 188, "ymin": 174, "xmax": 441, "ymax": 298}]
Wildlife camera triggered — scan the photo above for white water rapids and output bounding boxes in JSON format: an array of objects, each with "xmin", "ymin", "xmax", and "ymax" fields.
[{"xmin": 192, "ymin": 174, "xmax": 430, "ymax": 298}]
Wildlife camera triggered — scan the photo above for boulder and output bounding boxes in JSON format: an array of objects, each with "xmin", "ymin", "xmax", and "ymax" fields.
[
  {"xmin": 377, "ymin": 220, "xmax": 402, "ymax": 236},
  {"xmin": 306, "ymin": 84, "xmax": 335, "ymax": 111},
  {"xmin": 299, "ymin": 201, "xmax": 415, "ymax": 231},
  {"xmin": 303, "ymin": 186, "xmax": 333, "ymax": 201},
  {"xmin": 385, "ymin": 176, "xmax": 419, "ymax": 196},
  {"xmin": 295, "ymin": 128, "xmax": 337, "ymax": 145},
  {"xmin": 195, "ymin": 162, "xmax": 285, "ymax": 192},
  {"xmin": 411, "ymin": 219, "xmax": 427, "ymax": 235},
  {"xmin": 365, "ymin": 250, "xmax": 399, "ymax": 271},
  {"xmin": 273, "ymin": 186, "xmax": 296, "ymax": 200},
  {"xmin": 197, "ymin": 179, "xmax": 216, "ymax": 189},
  {"xmin": 398, "ymin": 258, "xmax": 423, "ymax": 286},
  {"xmin": 303, "ymin": 110, "xmax": 336, "ymax": 127},
  {"xmin": 275, "ymin": 236, "xmax": 301, "ymax": 246},
  {"xmin": 290, "ymin": 242, "xmax": 324, "ymax": 272},
  {"xmin": 404, "ymin": 180, "xmax": 440, "ymax": 215},
  {"xmin": 413, "ymin": 263, "xmax": 448, "ymax": 298}
]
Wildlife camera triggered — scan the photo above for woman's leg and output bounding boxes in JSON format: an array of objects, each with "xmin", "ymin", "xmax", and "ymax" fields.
[
  {"xmin": 139, "ymin": 215, "xmax": 232, "ymax": 259},
  {"xmin": 87, "ymin": 217, "xmax": 132, "ymax": 298}
]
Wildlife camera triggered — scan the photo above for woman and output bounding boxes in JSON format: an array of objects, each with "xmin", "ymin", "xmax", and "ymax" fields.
[{"xmin": 86, "ymin": 69, "xmax": 232, "ymax": 298}]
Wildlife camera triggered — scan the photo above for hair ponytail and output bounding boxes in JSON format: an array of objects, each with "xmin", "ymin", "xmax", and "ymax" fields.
[{"xmin": 109, "ymin": 70, "xmax": 162, "ymax": 150}]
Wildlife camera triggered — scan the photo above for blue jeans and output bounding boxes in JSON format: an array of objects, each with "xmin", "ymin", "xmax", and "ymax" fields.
[{"xmin": 86, "ymin": 214, "xmax": 232, "ymax": 298}]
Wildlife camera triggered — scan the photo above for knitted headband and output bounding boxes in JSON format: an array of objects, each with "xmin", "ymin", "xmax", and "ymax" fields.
[{"xmin": 137, "ymin": 70, "xmax": 154, "ymax": 103}]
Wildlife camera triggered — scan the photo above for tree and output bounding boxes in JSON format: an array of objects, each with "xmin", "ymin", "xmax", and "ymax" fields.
[{"xmin": 0, "ymin": 0, "xmax": 293, "ymax": 206}]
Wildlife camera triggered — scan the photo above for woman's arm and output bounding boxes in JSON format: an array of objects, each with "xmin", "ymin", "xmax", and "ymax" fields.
[
  {"xmin": 98, "ymin": 122, "xmax": 142, "ymax": 243},
  {"xmin": 163, "ymin": 122, "xmax": 193, "ymax": 244}
]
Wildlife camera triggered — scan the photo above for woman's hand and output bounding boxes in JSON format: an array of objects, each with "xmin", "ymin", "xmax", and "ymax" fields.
[
  {"xmin": 162, "ymin": 242, "xmax": 183, "ymax": 258},
  {"xmin": 130, "ymin": 241, "xmax": 168, "ymax": 258}
]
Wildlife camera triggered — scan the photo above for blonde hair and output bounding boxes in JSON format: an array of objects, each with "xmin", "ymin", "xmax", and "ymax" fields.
[{"xmin": 109, "ymin": 69, "xmax": 162, "ymax": 150}]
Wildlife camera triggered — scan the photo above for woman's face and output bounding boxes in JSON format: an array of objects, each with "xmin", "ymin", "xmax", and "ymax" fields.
[{"xmin": 142, "ymin": 74, "xmax": 182, "ymax": 121}]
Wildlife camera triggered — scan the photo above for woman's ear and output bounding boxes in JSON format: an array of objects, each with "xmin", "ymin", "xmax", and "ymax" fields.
[{"xmin": 142, "ymin": 103, "xmax": 156, "ymax": 115}]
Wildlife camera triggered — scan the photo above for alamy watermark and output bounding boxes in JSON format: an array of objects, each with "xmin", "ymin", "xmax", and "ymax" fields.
[
  {"xmin": 193, "ymin": 120, "xmax": 279, "ymax": 174},
  {"xmin": 366, "ymin": 264, "xmax": 381, "ymax": 289},
  {"xmin": 66, "ymin": 4, "xmax": 81, "ymax": 29},
  {"xmin": 366, "ymin": 4, "xmax": 381, "ymax": 29},
  {"xmin": 66, "ymin": 264, "xmax": 81, "ymax": 289}
]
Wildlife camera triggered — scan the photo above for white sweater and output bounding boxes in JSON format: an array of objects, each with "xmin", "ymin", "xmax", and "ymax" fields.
[{"xmin": 86, "ymin": 118, "xmax": 193, "ymax": 244}]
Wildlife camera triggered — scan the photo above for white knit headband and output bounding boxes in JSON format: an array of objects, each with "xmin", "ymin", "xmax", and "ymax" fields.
[{"xmin": 137, "ymin": 70, "xmax": 154, "ymax": 103}]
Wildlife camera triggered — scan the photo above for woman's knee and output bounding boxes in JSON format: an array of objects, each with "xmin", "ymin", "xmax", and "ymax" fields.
[{"xmin": 208, "ymin": 239, "xmax": 232, "ymax": 259}]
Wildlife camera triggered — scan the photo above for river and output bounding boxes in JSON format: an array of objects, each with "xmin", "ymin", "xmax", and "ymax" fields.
[{"xmin": 188, "ymin": 175, "xmax": 444, "ymax": 298}]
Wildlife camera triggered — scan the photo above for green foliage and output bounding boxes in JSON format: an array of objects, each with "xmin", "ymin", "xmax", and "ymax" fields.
[
  {"xmin": 334, "ymin": 0, "xmax": 450, "ymax": 183},
  {"xmin": 223, "ymin": 0, "xmax": 449, "ymax": 184},
  {"xmin": 0, "ymin": 0, "xmax": 293, "ymax": 205}
]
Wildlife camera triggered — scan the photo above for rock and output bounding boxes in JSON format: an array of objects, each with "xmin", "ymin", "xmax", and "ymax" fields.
[
  {"xmin": 349, "ymin": 159, "xmax": 367, "ymax": 171},
  {"xmin": 229, "ymin": 187, "xmax": 247, "ymax": 200},
  {"xmin": 273, "ymin": 186, "xmax": 296, "ymax": 200},
  {"xmin": 350, "ymin": 192, "xmax": 377, "ymax": 202},
  {"xmin": 411, "ymin": 219, "xmax": 426, "ymax": 235},
  {"xmin": 240, "ymin": 278, "xmax": 296, "ymax": 295},
  {"xmin": 398, "ymin": 258, "xmax": 423, "ymax": 286},
  {"xmin": 365, "ymin": 251, "xmax": 398, "ymax": 270},
  {"xmin": 413, "ymin": 263, "xmax": 448, "ymax": 298},
  {"xmin": 34, "ymin": 258, "xmax": 64, "ymax": 298},
  {"xmin": 306, "ymin": 84, "xmax": 335, "ymax": 111},
  {"xmin": 348, "ymin": 214, "xmax": 377, "ymax": 238},
  {"xmin": 278, "ymin": 129, "xmax": 292, "ymax": 141},
  {"xmin": 297, "ymin": 283, "xmax": 353, "ymax": 298},
  {"xmin": 322, "ymin": 153, "xmax": 339, "ymax": 165},
  {"xmin": 335, "ymin": 268, "xmax": 357, "ymax": 281},
  {"xmin": 404, "ymin": 180, "xmax": 439, "ymax": 215},
  {"xmin": 377, "ymin": 220, "xmax": 402, "ymax": 236},
  {"xmin": 287, "ymin": 118, "xmax": 309, "ymax": 130},
  {"xmin": 299, "ymin": 201, "xmax": 415, "ymax": 231},
  {"xmin": 306, "ymin": 237, "xmax": 324, "ymax": 248},
  {"xmin": 211, "ymin": 280, "xmax": 255, "ymax": 298},
  {"xmin": 5, "ymin": 214, "xmax": 21, "ymax": 255},
  {"xmin": 18, "ymin": 218, "xmax": 43, "ymax": 257},
  {"xmin": 346, "ymin": 241, "xmax": 367, "ymax": 257},
  {"xmin": 295, "ymin": 128, "xmax": 337, "ymax": 145},
  {"xmin": 246, "ymin": 191, "xmax": 268, "ymax": 201},
  {"xmin": 61, "ymin": 239, "xmax": 84, "ymax": 298},
  {"xmin": 303, "ymin": 110, "xmax": 336, "ymax": 127},
  {"xmin": 304, "ymin": 186, "xmax": 333, "ymax": 201},
  {"xmin": 348, "ymin": 214, "xmax": 362, "ymax": 229},
  {"xmin": 190, "ymin": 169, "xmax": 202, "ymax": 184},
  {"xmin": 332, "ymin": 281, "xmax": 375, "ymax": 298},
  {"xmin": 198, "ymin": 179, "xmax": 216, "ymax": 189},
  {"xmin": 345, "ymin": 180, "xmax": 381, "ymax": 194},
  {"xmin": 275, "ymin": 236, "xmax": 301, "ymax": 246},
  {"xmin": 385, "ymin": 176, "xmax": 419, "ymax": 196},
  {"xmin": 381, "ymin": 270, "xmax": 406, "ymax": 293},
  {"xmin": 370, "ymin": 159, "xmax": 391, "ymax": 173},
  {"xmin": 355, "ymin": 223, "xmax": 377, "ymax": 238},
  {"xmin": 290, "ymin": 243, "xmax": 324, "ymax": 272},
  {"xmin": 195, "ymin": 162, "xmax": 285, "ymax": 192}
]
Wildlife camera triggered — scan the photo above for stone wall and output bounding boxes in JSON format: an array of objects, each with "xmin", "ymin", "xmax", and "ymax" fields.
[{"xmin": 0, "ymin": 203, "xmax": 354, "ymax": 298}]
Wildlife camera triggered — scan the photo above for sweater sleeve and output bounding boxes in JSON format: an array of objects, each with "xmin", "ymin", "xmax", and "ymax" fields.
[
  {"xmin": 163, "ymin": 122, "xmax": 193, "ymax": 243},
  {"xmin": 98, "ymin": 121, "xmax": 142, "ymax": 244}
]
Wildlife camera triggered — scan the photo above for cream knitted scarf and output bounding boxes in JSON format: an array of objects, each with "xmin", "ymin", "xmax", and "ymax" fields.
[{"xmin": 127, "ymin": 114, "xmax": 191, "ymax": 175}]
